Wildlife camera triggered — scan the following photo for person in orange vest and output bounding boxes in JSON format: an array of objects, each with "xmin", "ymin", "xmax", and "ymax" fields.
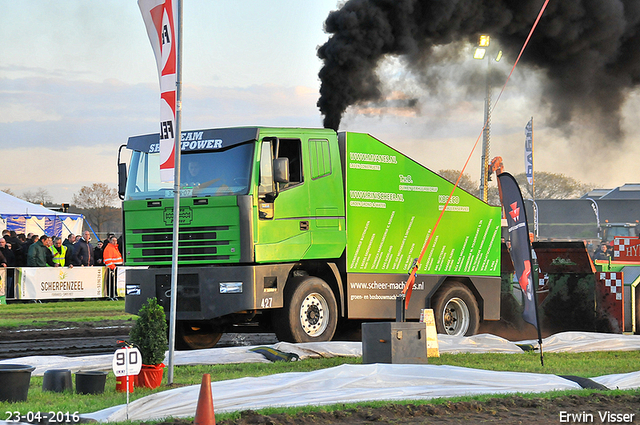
[{"xmin": 103, "ymin": 236, "xmax": 123, "ymax": 270}]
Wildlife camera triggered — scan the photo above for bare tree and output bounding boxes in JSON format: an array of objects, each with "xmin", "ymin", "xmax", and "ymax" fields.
[
  {"xmin": 438, "ymin": 169, "xmax": 479, "ymax": 194},
  {"xmin": 514, "ymin": 172, "xmax": 592, "ymax": 199},
  {"xmin": 22, "ymin": 187, "xmax": 53, "ymax": 205},
  {"xmin": 72, "ymin": 184, "xmax": 120, "ymax": 233},
  {"xmin": 1, "ymin": 188, "xmax": 16, "ymax": 197}
]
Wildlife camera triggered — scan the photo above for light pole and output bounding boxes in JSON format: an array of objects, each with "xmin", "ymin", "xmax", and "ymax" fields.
[{"xmin": 474, "ymin": 35, "xmax": 502, "ymax": 202}]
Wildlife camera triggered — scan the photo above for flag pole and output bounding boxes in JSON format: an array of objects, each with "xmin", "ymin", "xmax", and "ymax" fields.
[
  {"xmin": 167, "ymin": 0, "xmax": 183, "ymax": 385},
  {"xmin": 531, "ymin": 116, "xmax": 535, "ymax": 201},
  {"xmin": 532, "ymin": 249, "xmax": 544, "ymax": 366}
]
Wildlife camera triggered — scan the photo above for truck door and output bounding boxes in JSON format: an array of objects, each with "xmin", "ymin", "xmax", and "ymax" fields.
[
  {"xmin": 305, "ymin": 137, "xmax": 346, "ymax": 259},
  {"xmin": 256, "ymin": 138, "xmax": 312, "ymax": 262}
]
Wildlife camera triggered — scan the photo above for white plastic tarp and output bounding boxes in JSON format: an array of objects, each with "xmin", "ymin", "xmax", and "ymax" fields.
[
  {"xmin": 515, "ymin": 331, "xmax": 640, "ymax": 353},
  {"xmin": 0, "ymin": 191, "xmax": 83, "ymax": 238},
  {"xmin": 85, "ymin": 363, "xmax": 640, "ymax": 423}
]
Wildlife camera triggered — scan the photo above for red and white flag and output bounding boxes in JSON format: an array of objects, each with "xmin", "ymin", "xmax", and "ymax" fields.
[{"xmin": 139, "ymin": 0, "xmax": 177, "ymax": 183}]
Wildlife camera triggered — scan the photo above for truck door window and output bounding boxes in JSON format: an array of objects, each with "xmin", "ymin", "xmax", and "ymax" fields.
[
  {"xmin": 259, "ymin": 140, "xmax": 274, "ymax": 197},
  {"xmin": 309, "ymin": 138, "xmax": 331, "ymax": 179},
  {"xmin": 277, "ymin": 139, "xmax": 303, "ymax": 189}
]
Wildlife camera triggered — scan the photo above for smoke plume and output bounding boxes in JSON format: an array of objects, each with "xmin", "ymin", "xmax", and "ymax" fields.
[{"xmin": 317, "ymin": 0, "xmax": 640, "ymax": 137}]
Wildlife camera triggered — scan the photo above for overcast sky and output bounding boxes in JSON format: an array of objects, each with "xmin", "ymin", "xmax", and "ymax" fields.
[{"xmin": 2, "ymin": 1, "xmax": 639, "ymax": 203}]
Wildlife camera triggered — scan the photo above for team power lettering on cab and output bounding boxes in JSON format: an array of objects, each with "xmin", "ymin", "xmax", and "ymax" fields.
[{"xmin": 148, "ymin": 131, "xmax": 224, "ymax": 153}]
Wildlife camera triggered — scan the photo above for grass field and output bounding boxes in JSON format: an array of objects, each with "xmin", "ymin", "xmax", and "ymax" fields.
[
  {"xmin": 4, "ymin": 352, "xmax": 640, "ymax": 424},
  {"xmin": 2, "ymin": 300, "xmax": 640, "ymax": 424},
  {"xmin": 0, "ymin": 299, "xmax": 134, "ymax": 327}
]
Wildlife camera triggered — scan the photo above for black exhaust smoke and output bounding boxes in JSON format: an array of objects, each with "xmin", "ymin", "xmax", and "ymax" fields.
[{"xmin": 317, "ymin": 0, "xmax": 640, "ymax": 137}]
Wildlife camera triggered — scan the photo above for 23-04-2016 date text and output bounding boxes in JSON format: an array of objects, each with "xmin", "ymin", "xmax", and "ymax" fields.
[{"xmin": 5, "ymin": 411, "xmax": 81, "ymax": 423}]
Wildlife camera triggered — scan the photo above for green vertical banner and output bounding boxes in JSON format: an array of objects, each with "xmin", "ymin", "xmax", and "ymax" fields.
[
  {"xmin": 0, "ymin": 268, "xmax": 6, "ymax": 304},
  {"xmin": 345, "ymin": 132, "xmax": 501, "ymax": 276}
]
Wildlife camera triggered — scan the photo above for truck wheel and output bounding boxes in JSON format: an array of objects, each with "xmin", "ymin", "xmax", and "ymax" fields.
[
  {"xmin": 431, "ymin": 282, "xmax": 479, "ymax": 336},
  {"xmin": 176, "ymin": 321, "xmax": 223, "ymax": 350},
  {"xmin": 273, "ymin": 276, "xmax": 338, "ymax": 343}
]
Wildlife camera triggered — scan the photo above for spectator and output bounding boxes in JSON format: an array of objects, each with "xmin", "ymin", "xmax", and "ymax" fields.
[
  {"xmin": 0, "ymin": 238, "xmax": 16, "ymax": 267},
  {"xmin": 63, "ymin": 234, "xmax": 76, "ymax": 250},
  {"xmin": 94, "ymin": 241, "xmax": 104, "ymax": 266},
  {"xmin": 50, "ymin": 237, "xmax": 74, "ymax": 268},
  {"xmin": 1, "ymin": 230, "xmax": 10, "ymax": 241},
  {"xmin": 0, "ymin": 246, "xmax": 6, "ymax": 267},
  {"xmin": 23, "ymin": 234, "xmax": 38, "ymax": 254},
  {"xmin": 73, "ymin": 230, "xmax": 93, "ymax": 266},
  {"xmin": 27, "ymin": 235, "xmax": 54, "ymax": 267},
  {"xmin": 4, "ymin": 230, "xmax": 24, "ymax": 266},
  {"xmin": 102, "ymin": 233, "xmax": 115, "ymax": 249},
  {"xmin": 594, "ymin": 243, "xmax": 611, "ymax": 261},
  {"xmin": 103, "ymin": 236, "xmax": 123, "ymax": 270},
  {"xmin": 15, "ymin": 233, "xmax": 27, "ymax": 266},
  {"xmin": 0, "ymin": 237, "xmax": 15, "ymax": 298}
]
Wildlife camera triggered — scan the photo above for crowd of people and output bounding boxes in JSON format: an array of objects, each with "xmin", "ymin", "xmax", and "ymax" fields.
[{"xmin": 0, "ymin": 229, "xmax": 123, "ymax": 270}]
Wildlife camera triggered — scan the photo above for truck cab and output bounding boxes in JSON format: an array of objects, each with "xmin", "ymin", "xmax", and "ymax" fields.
[
  {"xmin": 601, "ymin": 222, "xmax": 639, "ymax": 245},
  {"xmin": 121, "ymin": 127, "xmax": 346, "ymax": 347}
]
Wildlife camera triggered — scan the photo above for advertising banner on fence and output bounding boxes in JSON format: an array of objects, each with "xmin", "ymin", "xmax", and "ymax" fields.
[
  {"xmin": 116, "ymin": 266, "xmax": 148, "ymax": 298},
  {"xmin": 16, "ymin": 267, "xmax": 106, "ymax": 300}
]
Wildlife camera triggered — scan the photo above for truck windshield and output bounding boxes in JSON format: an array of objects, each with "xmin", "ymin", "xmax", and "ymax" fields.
[
  {"xmin": 125, "ymin": 142, "xmax": 254, "ymax": 200},
  {"xmin": 603, "ymin": 225, "xmax": 636, "ymax": 242}
]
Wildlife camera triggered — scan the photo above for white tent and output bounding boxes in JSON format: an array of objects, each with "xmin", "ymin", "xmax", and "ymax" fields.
[{"xmin": 0, "ymin": 191, "xmax": 83, "ymax": 238}]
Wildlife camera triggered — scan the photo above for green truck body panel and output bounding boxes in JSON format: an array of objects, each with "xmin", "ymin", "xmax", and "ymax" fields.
[
  {"xmin": 343, "ymin": 132, "xmax": 501, "ymax": 276},
  {"xmin": 123, "ymin": 127, "xmax": 501, "ymax": 326},
  {"xmin": 341, "ymin": 132, "xmax": 501, "ymax": 319}
]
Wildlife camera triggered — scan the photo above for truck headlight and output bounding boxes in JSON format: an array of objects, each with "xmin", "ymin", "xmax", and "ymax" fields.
[{"xmin": 220, "ymin": 282, "xmax": 243, "ymax": 294}]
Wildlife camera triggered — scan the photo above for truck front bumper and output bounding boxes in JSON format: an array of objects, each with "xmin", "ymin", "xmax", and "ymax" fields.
[{"xmin": 124, "ymin": 264, "xmax": 292, "ymax": 320}]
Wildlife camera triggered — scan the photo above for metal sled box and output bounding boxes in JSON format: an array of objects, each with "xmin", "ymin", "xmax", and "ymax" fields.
[{"xmin": 362, "ymin": 322, "xmax": 428, "ymax": 364}]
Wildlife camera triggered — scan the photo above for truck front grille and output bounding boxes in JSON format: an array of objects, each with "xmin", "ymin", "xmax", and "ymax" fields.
[{"xmin": 129, "ymin": 225, "xmax": 234, "ymax": 264}]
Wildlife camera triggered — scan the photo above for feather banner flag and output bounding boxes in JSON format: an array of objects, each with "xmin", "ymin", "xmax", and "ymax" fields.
[
  {"xmin": 525, "ymin": 118, "xmax": 533, "ymax": 186},
  {"xmin": 497, "ymin": 172, "xmax": 539, "ymax": 329},
  {"xmin": 139, "ymin": 0, "xmax": 177, "ymax": 183}
]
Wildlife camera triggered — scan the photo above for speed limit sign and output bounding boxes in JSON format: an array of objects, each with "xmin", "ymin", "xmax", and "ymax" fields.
[{"xmin": 112, "ymin": 347, "xmax": 142, "ymax": 377}]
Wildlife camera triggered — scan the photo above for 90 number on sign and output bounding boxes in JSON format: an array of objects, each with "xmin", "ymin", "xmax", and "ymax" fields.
[{"xmin": 112, "ymin": 347, "xmax": 142, "ymax": 377}]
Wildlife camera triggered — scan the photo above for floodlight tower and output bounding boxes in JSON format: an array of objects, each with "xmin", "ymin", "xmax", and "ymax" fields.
[{"xmin": 473, "ymin": 35, "xmax": 502, "ymax": 203}]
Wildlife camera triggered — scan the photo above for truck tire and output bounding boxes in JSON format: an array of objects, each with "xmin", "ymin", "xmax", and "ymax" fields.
[
  {"xmin": 273, "ymin": 276, "xmax": 338, "ymax": 343},
  {"xmin": 431, "ymin": 282, "xmax": 479, "ymax": 336},
  {"xmin": 176, "ymin": 321, "xmax": 223, "ymax": 350}
]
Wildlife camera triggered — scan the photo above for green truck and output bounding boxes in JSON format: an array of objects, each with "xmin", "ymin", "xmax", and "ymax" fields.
[{"xmin": 121, "ymin": 127, "xmax": 502, "ymax": 348}]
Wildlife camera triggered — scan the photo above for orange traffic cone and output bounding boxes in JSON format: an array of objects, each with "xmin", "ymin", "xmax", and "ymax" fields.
[{"xmin": 194, "ymin": 373, "xmax": 215, "ymax": 425}]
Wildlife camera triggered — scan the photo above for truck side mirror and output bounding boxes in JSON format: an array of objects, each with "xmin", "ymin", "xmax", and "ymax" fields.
[
  {"xmin": 273, "ymin": 157, "xmax": 290, "ymax": 183},
  {"xmin": 117, "ymin": 163, "xmax": 127, "ymax": 199},
  {"xmin": 117, "ymin": 144, "xmax": 128, "ymax": 200}
]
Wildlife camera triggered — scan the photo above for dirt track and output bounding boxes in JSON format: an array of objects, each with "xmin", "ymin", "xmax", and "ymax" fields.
[{"xmin": 149, "ymin": 394, "xmax": 640, "ymax": 424}]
